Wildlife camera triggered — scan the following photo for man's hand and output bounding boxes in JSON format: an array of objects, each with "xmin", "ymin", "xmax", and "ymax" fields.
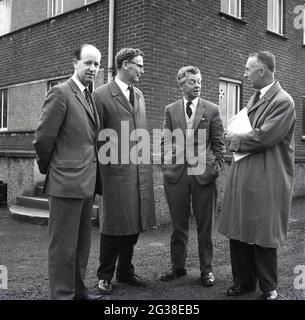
[{"xmin": 224, "ymin": 131, "xmax": 241, "ymax": 152}]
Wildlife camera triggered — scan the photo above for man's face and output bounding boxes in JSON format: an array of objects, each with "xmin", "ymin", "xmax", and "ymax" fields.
[
  {"xmin": 73, "ymin": 46, "xmax": 101, "ymax": 87},
  {"xmin": 244, "ymin": 56, "xmax": 263, "ymax": 89},
  {"xmin": 181, "ymin": 72, "xmax": 201, "ymax": 101},
  {"xmin": 124, "ymin": 55, "xmax": 144, "ymax": 83}
]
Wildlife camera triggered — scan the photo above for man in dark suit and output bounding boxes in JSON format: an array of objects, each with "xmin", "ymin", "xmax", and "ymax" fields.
[
  {"xmin": 33, "ymin": 44, "xmax": 103, "ymax": 300},
  {"xmin": 160, "ymin": 66, "xmax": 225, "ymax": 286},
  {"xmin": 219, "ymin": 51, "xmax": 296, "ymax": 300},
  {"xmin": 93, "ymin": 48, "xmax": 156, "ymax": 294}
]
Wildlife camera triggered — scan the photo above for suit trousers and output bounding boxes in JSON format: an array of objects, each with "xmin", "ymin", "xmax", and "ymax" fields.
[
  {"xmin": 164, "ymin": 168, "xmax": 217, "ymax": 274},
  {"xmin": 230, "ymin": 239, "xmax": 277, "ymax": 292},
  {"xmin": 48, "ymin": 196, "xmax": 94, "ymax": 300},
  {"xmin": 97, "ymin": 233, "xmax": 139, "ymax": 281}
]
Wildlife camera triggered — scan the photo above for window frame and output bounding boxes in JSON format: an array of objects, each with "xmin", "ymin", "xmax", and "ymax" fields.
[
  {"xmin": 0, "ymin": 88, "xmax": 8, "ymax": 132},
  {"xmin": 220, "ymin": 0, "xmax": 242, "ymax": 19},
  {"xmin": 0, "ymin": 0, "xmax": 11, "ymax": 36},
  {"xmin": 48, "ymin": 0, "xmax": 98, "ymax": 17},
  {"xmin": 219, "ymin": 77, "xmax": 242, "ymax": 129},
  {"xmin": 267, "ymin": 0, "xmax": 284, "ymax": 35}
]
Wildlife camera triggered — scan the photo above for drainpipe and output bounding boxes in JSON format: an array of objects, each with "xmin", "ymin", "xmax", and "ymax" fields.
[{"xmin": 107, "ymin": 0, "xmax": 115, "ymax": 82}]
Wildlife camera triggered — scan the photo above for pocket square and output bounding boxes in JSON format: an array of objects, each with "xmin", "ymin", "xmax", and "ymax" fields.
[{"xmin": 200, "ymin": 117, "xmax": 206, "ymax": 121}]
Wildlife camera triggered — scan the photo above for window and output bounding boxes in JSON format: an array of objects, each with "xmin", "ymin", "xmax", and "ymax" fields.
[
  {"xmin": 267, "ymin": 0, "xmax": 283, "ymax": 35},
  {"xmin": 47, "ymin": 78, "xmax": 69, "ymax": 91},
  {"xmin": 0, "ymin": 89, "xmax": 8, "ymax": 131},
  {"xmin": 48, "ymin": 0, "xmax": 98, "ymax": 17},
  {"xmin": 219, "ymin": 78, "xmax": 241, "ymax": 128},
  {"xmin": 220, "ymin": 0, "xmax": 241, "ymax": 19},
  {"xmin": 0, "ymin": 0, "xmax": 11, "ymax": 36}
]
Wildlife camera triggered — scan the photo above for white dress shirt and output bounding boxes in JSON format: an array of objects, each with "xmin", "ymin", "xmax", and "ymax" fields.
[
  {"xmin": 72, "ymin": 75, "xmax": 87, "ymax": 96},
  {"xmin": 259, "ymin": 82, "xmax": 274, "ymax": 99},
  {"xmin": 115, "ymin": 76, "xmax": 130, "ymax": 101}
]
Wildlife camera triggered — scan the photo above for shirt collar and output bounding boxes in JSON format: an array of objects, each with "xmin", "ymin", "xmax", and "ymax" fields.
[
  {"xmin": 183, "ymin": 97, "xmax": 199, "ymax": 108},
  {"xmin": 259, "ymin": 82, "xmax": 274, "ymax": 99},
  {"xmin": 71, "ymin": 75, "xmax": 87, "ymax": 94},
  {"xmin": 115, "ymin": 76, "xmax": 129, "ymax": 93}
]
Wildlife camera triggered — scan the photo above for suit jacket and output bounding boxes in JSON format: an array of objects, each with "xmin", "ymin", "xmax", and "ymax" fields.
[
  {"xmin": 161, "ymin": 97, "xmax": 225, "ymax": 185},
  {"xmin": 218, "ymin": 81, "xmax": 296, "ymax": 248},
  {"xmin": 93, "ymin": 79, "xmax": 156, "ymax": 235},
  {"xmin": 33, "ymin": 78, "xmax": 102, "ymax": 198}
]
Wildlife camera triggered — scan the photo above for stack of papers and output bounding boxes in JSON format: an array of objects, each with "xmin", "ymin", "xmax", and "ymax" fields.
[{"xmin": 227, "ymin": 108, "xmax": 252, "ymax": 162}]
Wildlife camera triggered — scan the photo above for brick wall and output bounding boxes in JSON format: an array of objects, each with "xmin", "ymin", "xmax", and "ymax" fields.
[
  {"xmin": 0, "ymin": 0, "xmax": 304, "ymax": 159},
  {"xmin": 140, "ymin": 0, "xmax": 305, "ymax": 160},
  {"xmin": 0, "ymin": 0, "xmax": 109, "ymax": 87}
]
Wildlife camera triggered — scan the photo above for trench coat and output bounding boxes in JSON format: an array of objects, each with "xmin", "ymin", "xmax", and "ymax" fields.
[
  {"xmin": 218, "ymin": 81, "xmax": 296, "ymax": 248},
  {"xmin": 92, "ymin": 80, "xmax": 156, "ymax": 236}
]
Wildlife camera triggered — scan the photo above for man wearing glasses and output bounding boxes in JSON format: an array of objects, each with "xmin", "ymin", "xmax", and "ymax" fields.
[{"xmin": 93, "ymin": 48, "xmax": 156, "ymax": 294}]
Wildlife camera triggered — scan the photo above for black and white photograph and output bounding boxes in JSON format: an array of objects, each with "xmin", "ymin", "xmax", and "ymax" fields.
[{"xmin": 1, "ymin": 0, "xmax": 305, "ymax": 309}]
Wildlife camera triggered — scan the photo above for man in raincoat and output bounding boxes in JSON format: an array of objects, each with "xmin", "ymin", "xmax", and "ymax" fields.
[{"xmin": 218, "ymin": 51, "xmax": 296, "ymax": 300}]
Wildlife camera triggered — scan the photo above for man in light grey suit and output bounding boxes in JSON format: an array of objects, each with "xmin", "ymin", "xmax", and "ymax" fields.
[
  {"xmin": 93, "ymin": 48, "xmax": 155, "ymax": 294},
  {"xmin": 160, "ymin": 66, "xmax": 225, "ymax": 286},
  {"xmin": 33, "ymin": 44, "xmax": 103, "ymax": 300}
]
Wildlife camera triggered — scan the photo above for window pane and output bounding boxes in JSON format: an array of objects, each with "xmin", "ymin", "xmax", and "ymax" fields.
[
  {"xmin": 0, "ymin": 0, "xmax": 11, "ymax": 35},
  {"xmin": 220, "ymin": 0, "xmax": 229, "ymax": 15},
  {"xmin": 267, "ymin": 0, "xmax": 283, "ymax": 34},
  {"xmin": 267, "ymin": 0, "xmax": 273, "ymax": 31},
  {"xmin": 219, "ymin": 80, "xmax": 241, "ymax": 129},
  {"xmin": 227, "ymin": 83, "xmax": 237, "ymax": 120},
  {"xmin": 63, "ymin": 0, "xmax": 84, "ymax": 13}
]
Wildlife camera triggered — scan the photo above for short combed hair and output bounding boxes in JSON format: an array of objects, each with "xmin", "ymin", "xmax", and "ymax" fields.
[
  {"xmin": 74, "ymin": 44, "xmax": 100, "ymax": 60},
  {"xmin": 177, "ymin": 66, "xmax": 201, "ymax": 86},
  {"xmin": 249, "ymin": 51, "xmax": 276, "ymax": 73},
  {"xmin": 115, "ymin": 48, "xmax": 144, "ymax": 70}
]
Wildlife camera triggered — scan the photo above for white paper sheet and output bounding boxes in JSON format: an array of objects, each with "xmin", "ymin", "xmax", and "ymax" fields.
[{"xmin": 227, "ymin": 108, "xmax": 252, "ymax": 162}]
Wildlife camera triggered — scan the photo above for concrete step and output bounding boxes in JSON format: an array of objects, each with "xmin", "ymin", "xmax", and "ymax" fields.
[
  {"xmin": 33, "ymin": 185, "xmax": 48, "ymax": 198},
  {"xmin": 9, "ymin": 204, "xmax": 100, "ymax": 226},
  {"xmin": 9, "ymin": 205, "xmax": 49, "ymax": 225},
  {"xmin": 16, "ymin": 196, "xmax": 49, "ymax": 210}
]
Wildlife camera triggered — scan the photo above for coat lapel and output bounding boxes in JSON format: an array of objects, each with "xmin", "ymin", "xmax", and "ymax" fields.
[
  {"xmin": 177, "ymin": 99, "xmax": 187, "ymax": 132},
  {"xmin": 192, "ymin": 98, "xmax": 205, "ymax": 131},
  {"xmin": 108, "ymin": 79, "xmax": 134, "ymax": 114},
  {"xmin": 247, "ymin": 81, "xmax": 281, "ymax": 115},
  {"xmin": 68, "ymin": 78, "xmax": 96, "ymax": 125},
  {"xmin": 251, "ymin": 82, "xmax": 282, "ymax": 128}
]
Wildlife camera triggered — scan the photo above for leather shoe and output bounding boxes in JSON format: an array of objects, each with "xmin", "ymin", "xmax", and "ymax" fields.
[
  {"xmin": 73, "ymin": 293, "xmax": 103, "ymax": 300},
  {"xmin": 116, "ymin": 274, "xmax": 146, "ymax": 286},
  {"xmin": 263, "ymin": 290, "xmax": 278, "ymax": 300},
  {"xmin": 201, "ymin": 272, "xmax": 215, "ymax": 286},
  {"xmin": 226, "ymin": 284, "xmax": 256, "ymax": 296},
  {"xmin": 98, "ymin": 279, "xmax": 113, "ymax": 294},
  {"xmin": 160, "ymin": 269, "xmax": 187, "ymax": 281}
]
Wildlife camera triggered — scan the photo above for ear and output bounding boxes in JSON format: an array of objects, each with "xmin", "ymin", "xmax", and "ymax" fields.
[
  {"xmin": 123, "ymin": 60, "xmax": 129, "ymax": 71},
  {"xmin": 259, "ymin": 66, "xmax": 266, "ymax": 76},
  {"xmin": 73, "ymin": 58, "xmax": 78, "ymax": 69}
]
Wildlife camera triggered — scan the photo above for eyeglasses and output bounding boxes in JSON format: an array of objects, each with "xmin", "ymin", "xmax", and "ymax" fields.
[{"xmin": 128, "ymin": 61, "xmax": 144, "ymax": 70}]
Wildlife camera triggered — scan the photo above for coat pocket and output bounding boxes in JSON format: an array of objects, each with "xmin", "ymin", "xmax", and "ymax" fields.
[{"xmin": 55, "ymin": 160, "xmax": 85, "ymax": 169}]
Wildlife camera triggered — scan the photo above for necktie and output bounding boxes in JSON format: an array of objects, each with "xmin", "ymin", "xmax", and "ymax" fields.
[
  {"xmin": 186, "ymin": 101, "xmax": 192, "ymax": 118},
  {"xmin": 128, "ymin": 85, "xmax": 134, "ymax": 107},
  {"xmin": 84, "ymin": 88, "xmax": 94, "ymax": 114}
]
